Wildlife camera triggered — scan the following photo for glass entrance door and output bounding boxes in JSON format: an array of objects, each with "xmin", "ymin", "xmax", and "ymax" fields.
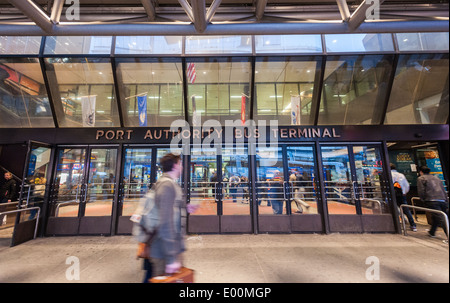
[
  {"xmin": 188, "ymin": 145, "xmax": 252, "ymax": 233},
  {"xmin": 255, "ymin": 145, "xmax": 321, "ymax": 233},
  {"xmin": 321, "ymin": 144, "xmax": 393, "ymax": 232},
  {"xmin": 47, "ymin": 146, "xmax": 118, "ymax": 235},
  {"xmin": 116, "ymin": 146, "xmax": 184, "ymax": 234}
]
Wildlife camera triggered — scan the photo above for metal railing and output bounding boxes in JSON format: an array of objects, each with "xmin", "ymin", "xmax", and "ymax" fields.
[
  {"xmin": 0, "ymin": 206, "xmax": 41, "ymax": 240},
  {"xmin": 400, "ymin": 204, "xmax": 449, "ymax": 241}
]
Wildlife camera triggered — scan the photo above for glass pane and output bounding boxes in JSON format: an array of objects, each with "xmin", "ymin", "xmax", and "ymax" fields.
[
  {"xmin": 353, "ymin": 146, "xmax": 389, "ymax": 214},
  {"xmin": 255, "ymin": 57, "xmax": 319, "ymax": 125},
  {"xmin": 115, "ymin": 36, "xmax": 182, "ymax": 55},
  {"xmin": 318, "ymin": 55, "xmax": 394, "ymax": 125},
  {"xmin": 0, "ymin": 58, "xmax": 54, "ymax": 128},
  {"xmin": 116, "ymin": 58, "xmax": 184, "ymax": 127},
  {"xmin": 287, "ymin": 146, "xmax": 318, "ymax": 215},
  {"xmin": 384, "ymin": 54, "xmax": 449, "ymax": 125},
  {"xmin": 321, "ymin": 146, "xmax": 356, "ymax": 215},
  {"xmin": 185, "ymin": 36, "xmax": 252, "ymax": 54},
  {"xmin": 53, "ymin": 148, "xmax": 86, "ymax": 217},
  {"xmin": 190, "ymin": 148, "xmax": 217, "ymax": 216},
  {"xmin": 256, "ymin": 146, "xmax": 286, "ymax": 215},
  {"xmin": 0, "ymin": 36, "xmax": 41, "ymax": 54},
  {"xmin": 24, "ymin": 146, "xmax": 51, "ymax": 218},
  {"xmin": 44, "ymin": 36, "xmax": 112, "ymax": 54},
  {"xmin": 187, "ymin": 58, "xmax": 251, "ymax": 125},
  {"xmin": 396, "ymin": 33, "xmax": 449, "ymax": 52},
  {"xmin": 416, "ymin": 147, "xmax": 447, "ymax": 191},
  {"xmin": 325, "ymin": 34, "xmax": 394, "ymax": 53},
  {"xmin": 44, "ymin": 57, "xmax": 120, "ymax": 127},
  {"xmin": 122, "ymin": 148, "xmax": 152, "ymax": 217},
  {"xmin": 156, "ymin": 148, "xmax": 183, "ymax": 182},
  {"xmin": 255, "ymin": 35, "xmax": 322, "ymax": 54},
  {"xmin": 222, "ymin": 146, "xmax": 250, "ymax": 215},
  {"xmin": 85, "ymin": 149, "xmax": 117, "ymax": 216}
]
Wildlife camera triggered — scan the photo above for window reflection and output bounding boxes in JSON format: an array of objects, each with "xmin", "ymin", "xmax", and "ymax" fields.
[
  {"xmin": 325, "ymin": 34, "xmax": 394, "ymax": 53},
  {"xmin": 255, "ymin": 35, "xmax": 322, "ymax": 54},
  {"xmin": 255, "ymin": 57, "xmax": 319, "ymax": 125},
  {"xmin": 385, "ymin": 54, "xmax": 449, "ymax": 125},
  {"xmin": 396, "ymin": 33, "xmax": 449, "ymax": 52},
  {"xmin": 116, "ymin": 58, "xmax": 184, "ymax": 127},
  {"xmin": 115, "ymin": 36, "xmax": 182, "ymax": 55},
  {"xmin": 0, "ymin": 36, "xmax": 41, "ymax": 55},
  {"xmin": 44, "ymin": 36, "xmax": 112, "ymax": 55},
  {"xmin": 44, "ymin": 57, "xmax": 120, "ymax": 127},
  {"xmin": 185, "ymin": 36, "xmax": 252, "ymax": 54},
  {"xmin": 0, "ymin": 58, "xmax": 54, "ymax": 128},
  {"xmin": 318, "ymin": 55, "xmax": 394, "ymax": 125}
]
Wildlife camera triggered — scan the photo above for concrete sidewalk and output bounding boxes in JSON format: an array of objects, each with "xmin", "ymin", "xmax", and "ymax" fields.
[{"xmin": 0, "ymin": 232, "xmax": 448, "ymax": 283}]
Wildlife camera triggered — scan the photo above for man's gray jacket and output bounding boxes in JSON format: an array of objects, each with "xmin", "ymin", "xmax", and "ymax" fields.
[
  {"xmin": 417, "ymin": 174, "xmax": 448, "ymax": 203},
  {"xmin": 150, "ymin": 173, "xmax": 186, "ymax": 265}
]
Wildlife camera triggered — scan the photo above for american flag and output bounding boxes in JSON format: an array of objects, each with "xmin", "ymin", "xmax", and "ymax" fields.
[{"xmin": 187, "ymin": 62, "xmax": 196, "ymax": 84}]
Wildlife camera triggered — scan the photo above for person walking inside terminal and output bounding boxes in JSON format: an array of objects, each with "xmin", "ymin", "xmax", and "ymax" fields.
[
  {"xmin": 390, "ymin": 163, "xmax": 417, "ymax": 232},
  {"xmin": 417, "ymin": 166, "xmax": 449, "ymax": 239}
]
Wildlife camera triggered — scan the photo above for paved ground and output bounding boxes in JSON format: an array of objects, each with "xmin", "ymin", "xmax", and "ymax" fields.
[{"xmin": 0, "ymin": 228, "xmax": 448, "ymax": 283}]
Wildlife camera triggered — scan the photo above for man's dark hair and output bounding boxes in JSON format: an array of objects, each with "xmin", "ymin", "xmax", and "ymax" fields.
[
  {"xmin": 160, "ymin": 153, "xmax": 181, "ymax": 172},
  {"xmin": 390, "ymin": 163, "xmax": 396, "ymax": 170},
  {"xmin": 419, "ymin": 166, "xmax": 431, "ymax": 174}
]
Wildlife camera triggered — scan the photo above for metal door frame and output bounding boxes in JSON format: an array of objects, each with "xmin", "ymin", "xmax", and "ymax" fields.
[
  {"xmin": 319, "ymin": 142, "xmax": 396, "ymax": 233},
  {"xmin": 46, "ymin": 145, "xmax": 119, "ymax": 236}
]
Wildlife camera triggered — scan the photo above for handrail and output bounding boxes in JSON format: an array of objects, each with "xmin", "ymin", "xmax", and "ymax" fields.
[
  {"xmin": 361, "ymin": 198, "xmax": 383, "ymax": 213},
  {"xmin": 411, "ymin": 197, "xmax": 421, "ymax": 221},
  {"xmin": 400, "ymin": 204, "xmax": 449, "ymax": 241},
  {"xmin": 0, "ymin": 207, "xmax": 41, "ymax": 239}
]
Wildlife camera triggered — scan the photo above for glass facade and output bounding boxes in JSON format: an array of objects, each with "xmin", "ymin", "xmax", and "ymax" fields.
[
  {"xmin": 384, "ymin": 54, "xmax": 449, "ymax": 125},
  {"xmin": 115, "ymin": 58, "xmax": 184, "ymax": 127},
  {"xmin": 0, "ymin": 33, "xmax": 448, "ymax": 128},
  {"xmin": 318, "ymin": 55, "xmax": 394, "ymax": 125}
]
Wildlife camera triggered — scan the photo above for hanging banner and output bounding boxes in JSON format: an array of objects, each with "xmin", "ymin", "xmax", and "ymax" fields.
[
  {"xmin": 192, "ymin": 95, "xmax": 201, "ymax": 127},
  {"xmin": 241, "ymin": 95, "xmax": 246, "ymax": 126},
  {"xmin": 137, "ymin": 95, "xmax": 147, "ymax": 127},
  {"xmin": 81, "ymin": 95, "xmax": 96, "ymax": 127},
  {"xmin": 291, "ymin": 95, "xmax": 301, "ymax": 125}
]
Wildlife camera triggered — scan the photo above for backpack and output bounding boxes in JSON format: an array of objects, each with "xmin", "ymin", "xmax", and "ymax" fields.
[
  {"xmin": 131, "ymin": 187, "xmax": 159, "ymax": 245},
  {"xmin": 130, "ymin": 176, "xmax": 172, "ymax": 244},
  {"xmin": 393, "ymin": 181, "xmax": 403, "ymax": 206}
]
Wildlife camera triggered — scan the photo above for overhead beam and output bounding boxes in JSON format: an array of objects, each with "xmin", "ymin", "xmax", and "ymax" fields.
[
  {"xmin": 8, "ymin": 0, "xmax": 53, "ymax": 32},
  {"xmin": 348, "ymin": 0, "xmax": 386, "ymax": 30},
  {"xmin": 1, "ymin": 20, "xmax": 447, "ymax": 36},
  {"xmin": 140, "ymin": 0, "xmax": 156, "ymax": 21},
  {"xmin": 191, "ymin": 0, "xmax": 207, "ymax": 33},
  {"xmin": 50, "ymin": 0, "xmax": 65, "ymax": 24},
  {"xmin": 336, "ymin": 0, "xmax": 351, "ymax": 22},
  {"xmin": 206, "ymin": 0, "xmax": 222, "ymax": 23},
  {"xmin": 255, "ymin": 0, "xmax": 268, "ymax": 21},
  {"xmin": 178, "ymin": 0, "xmax": 194, "ymax": 23}
]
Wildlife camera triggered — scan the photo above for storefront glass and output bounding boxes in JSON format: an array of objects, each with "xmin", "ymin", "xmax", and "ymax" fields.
[
  {"xmin": 0, "ymin": 58, "xmax": 54, "ymax": 128},
  {"xmin": 384, "ymin": 54, "xmax": 449, "ymax": 125},
  {"xmin": 186, "ymin": 57, "xmax": 252, "ymax": 125},
  {"xmin": 318, "ymin": 55, "xmax": 394, "ymax": 125},
  {"xmin": 115, "ymin": 58, "xmax": 184, "ymax": 127},
  {"xmin": 254, "ymin": 57, "xmax": 320, "ymax": 125},
  {"xmin": 44, "ymin": 57, "xmax": 120, "ymax": 127}
]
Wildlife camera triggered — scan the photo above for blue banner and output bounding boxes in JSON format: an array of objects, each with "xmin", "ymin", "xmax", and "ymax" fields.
[{"xmin": 137, "ymin": 95, "xmax": 147, "ymax": 126}]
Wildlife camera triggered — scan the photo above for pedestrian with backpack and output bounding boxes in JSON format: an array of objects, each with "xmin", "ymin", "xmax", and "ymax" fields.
[
  {"xmin": 132, "ymin": 153, "xmax": 198, "ymax": 282},
  {"xmin": 390, "ymin": 163, "xmax": 417, "ymax": 232}
]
